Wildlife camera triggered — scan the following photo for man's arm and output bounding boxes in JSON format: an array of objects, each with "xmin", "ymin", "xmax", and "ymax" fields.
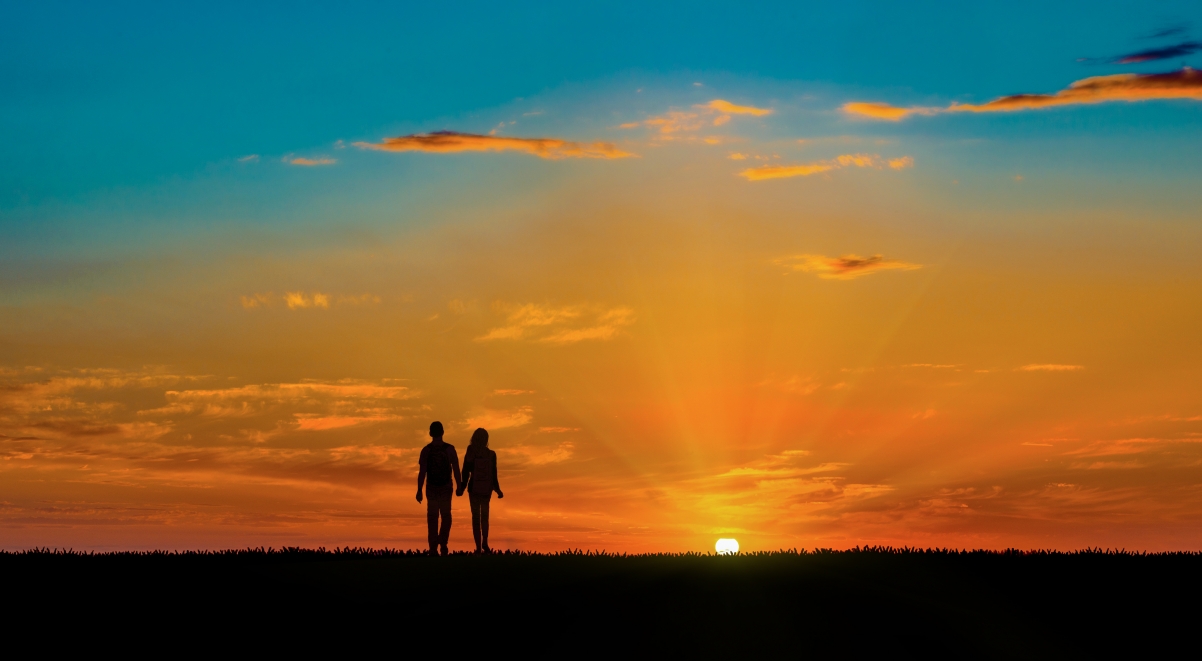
[
  {"xmin": 451, "ymin": 446, "xmax": 463, "ymax": 492},
  {"xmin": 416, "ymin": 447, "xmax": 427, "ymax": 503},
  {"xmin": 492, "ymin": 450, "xmax": 503, "ymax": 498},
  {"xmin": 458, "ymin": 454, "xmax": 472, "ymax": 497}
]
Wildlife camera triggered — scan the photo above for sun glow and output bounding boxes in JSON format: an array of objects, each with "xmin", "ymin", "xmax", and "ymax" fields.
[{"xmin": 716, "ymin": 539, "xmax": 740, "ymax": 555}]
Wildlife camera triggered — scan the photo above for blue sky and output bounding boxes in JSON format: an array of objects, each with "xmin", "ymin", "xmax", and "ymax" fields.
[{"xmin": 4, "ymin": 0, "xmax": 1198, "ymax": 204}]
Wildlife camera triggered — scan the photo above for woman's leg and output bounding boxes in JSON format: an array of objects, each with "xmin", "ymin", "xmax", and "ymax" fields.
[
  {"xmin": 480, "ymin": 496, "xmax": 491, "ymax": 551},
  {"xmin": 469, "ymin": 495, "xmax": 483, "ymax": 551}
]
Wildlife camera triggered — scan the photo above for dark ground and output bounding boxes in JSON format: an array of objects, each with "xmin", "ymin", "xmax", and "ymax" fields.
[{"xmin": 4, "ymin": 547, "xmax": 1197, "ymax": 657}]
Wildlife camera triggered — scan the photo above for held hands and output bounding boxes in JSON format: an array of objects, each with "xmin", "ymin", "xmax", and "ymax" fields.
[{"xmin": 456, "ymin": 485, "xmax": 465, "ymax": 497}]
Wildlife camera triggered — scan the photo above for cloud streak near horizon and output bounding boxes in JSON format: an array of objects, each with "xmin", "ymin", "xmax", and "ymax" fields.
[
  {"xmin": 621, "ymin": 98, "xmax": 772, "ymax": 134},
  {"xmin": 844, "ymin": 68, "xmax": 1202, "ymax": 119},
  {"xmin": 740, "ymin": 153, "xmax": 913, "ymax": 181},
  {"xmin": 353, "ymin": 131, "xmax": 635, "ymax": 159},
  {"xmin": 477, "ymin": 303, "xmax": 636, "ymax": 344},
  {"xmin": 1112, "ymin": 41, "xmax": 1201, "ymax": 64},
  {"xmin": 774, "ymin": 254, "xmax": 922, "ymax": 279},
  {"xmin": 288, "ymin": 156, "xmax": 337, "ymax": 166}
]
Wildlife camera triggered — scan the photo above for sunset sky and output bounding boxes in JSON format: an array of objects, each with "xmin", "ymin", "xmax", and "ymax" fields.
[{"xmin": 4, "ymin": 1, "xmax": 1202, "ymax": 552}]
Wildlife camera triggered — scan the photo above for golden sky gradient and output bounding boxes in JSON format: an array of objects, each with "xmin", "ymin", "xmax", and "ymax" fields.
[{"xmin": 4, "ymin": 46, "xmax": 1202, "ymax": 551}]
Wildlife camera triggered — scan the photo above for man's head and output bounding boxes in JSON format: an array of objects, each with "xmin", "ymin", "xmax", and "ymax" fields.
[{"xmin": 429, "ymin": 421, "xmax": 444, "ymax": 439}]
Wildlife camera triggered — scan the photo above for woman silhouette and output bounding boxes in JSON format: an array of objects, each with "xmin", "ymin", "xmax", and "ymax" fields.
[{"xmin": 458, "ymin": 427, "xmax": 503, "ymax": 553}]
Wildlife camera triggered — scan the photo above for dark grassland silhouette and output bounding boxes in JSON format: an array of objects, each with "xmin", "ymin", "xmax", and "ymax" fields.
[{"xmin": 5, "ymin": 546, "xmax": 1199, "ymax": 657}]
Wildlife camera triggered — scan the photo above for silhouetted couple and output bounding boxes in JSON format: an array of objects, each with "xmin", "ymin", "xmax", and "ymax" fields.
[{"xmin": 416, "ymin": 421, "xmax": 504, "ymax": 555}]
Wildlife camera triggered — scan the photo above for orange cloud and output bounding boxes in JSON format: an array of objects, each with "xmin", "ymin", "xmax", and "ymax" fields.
[
  {"xmin": 288, "ymin": 157, "xmax": 336, "ymax": 166},
  {"xmin": 240, "ymin": 293, "xmax": 272, "ymax": 309},
  {"xmin": 632, "ymin": 111, "xmax": 706, "ymax": 134},
  {"xmin": 295, "ymin": 413, "xmax": 402, "ymax": 431},
  {"xmin": 949, "ymin": 68, "xmax": 1202, "ymax": 112},
  {"xmin": 477, "ymin": 302, "xmax": 635, "ymax": 344},
  {"xmin": 774, "ymin": 254, "xmax": 923, "ymax": 280},
  {"xmin": 1018, "ymin": 364, "xmax": 1085, "ymax": 372},
  {"xmin": 284, "ymin": 292, "xmax": 330, "ymax": 309},
  {"xmin": 506, "ymin": 441, "xmax": 574, "ymax": 466},
  {"xmin": 846, "ymin": 68, "xmax": 1202, "ymax": 120},
  {"xmin": 741, "ymin": 163, "xmax": 837, "ymax": 180},
  {"xmin": 841, "ymin": 102, "xmax": 937, "ymax": 121},
  {"xmin": 740, "ymin": 153, "xmax": 912, "ymax": 181},
  {"xmin": 242, "ymin": 292, "xmax": 376, "ymax": 310},
  {"xmin": 834, "ymin": 154, "xmax": 877, "ymax": 167},
  {"xmin": 464, "ymin": 406, "xmax": 533, "ymax": 430},
  {"xmin": 700, "ymin": 99, "xmax": 773, "ymax": 116},
  {"xmin": 623, "ymin": 99, "xmax": 773, "ymax": 135},
  {"xmin": 353, "ymin": 131, "xmax": 634, "ymax": 160}
]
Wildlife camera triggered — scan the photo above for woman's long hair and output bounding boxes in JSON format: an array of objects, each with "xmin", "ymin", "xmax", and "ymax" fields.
[{"xmin": 469, "ymin": 427, "xmax": 489, "ymax": 448}]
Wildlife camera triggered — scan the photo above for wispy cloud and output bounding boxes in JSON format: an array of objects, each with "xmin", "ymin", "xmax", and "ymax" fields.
[
  {"xmin": 741, "ymin": 163, "xmax": 835, "ymax": 180},
  {"xmin": 477, "ymin": 303, "xmax": 635, "ymax": 344},
  {"xmin": 506, "ymin": 441, "xmax": 574, "ymax": 466},
  {"xmin": 1143, "ymin": 26, "xmax": 1187, "ymax": 40},
  {"xmin": 1018, "ymin": 364, "xmax": 1085, "ymax": 372},
  {"xmin": 951, "ymin": 68, "xmax": 1202, "ymax": 112},
  {"xmin": 133, "ymin": 380, "xmax": 418, "ymax": 428},
  {"xmin": 674, "ymin": 450, "xmax": 891, "ymax": 529},
  {"xmin": 295, "ymin": 413, "xmax": 403, "ymax": 431},
  {"xmin": 701, "ymin": 99, "xmax": 773, "ymax": 116},
  {"xmin": 621, "ymin": 111, "xmax": 706, "ymax": 134},
  {"xmin": 353, "ymin": 131, "xmax": 634, "ymax": 160},
  {"xmin": 152, "ymin": 381, "xmax": 415, "ymax": 413},
  {"xmin": 0, "ymin": 369, "xmax": 438, "ymax": 500},
  {"xmin": 739, "ymin": 153, "xmax": 913, "ymax": 181},
  {"xmin": 237, "ymin": 154, "xmax": 260, "ymax": 163},
  {"xmin": 621, "ymin": 98, "xmax": 773, "ymax": 135},
  {"xmin": 1111, "ymin": 42, "xmax": 1201, "ymax": 64},
  {"xmin": 240, "ymin": 293, "xmax": 273, "ymax": 309},
  {"xmin": 241, "ymin": 292, "xmax": 377, "ymax": 310},
  {"xmin": 846, "ymin": 68, "xmax": 1202, "ymax": 119},
  {"xmin": 288, "ymin": 157, "xmax": 337, "ymax": 166},
  {"xmin": 285, "ymin": 292, "xmax": 329, "ymax": 309},
  {"xmin": 842, "ymin": 102, "xmax": 938, "ymax": 121},
  {"xmin": 774, "ymin": 254, "xmax": 922, "ymax": 280},
  {"xmin": 464, "ymin": 406, "xmax": 533, "ymax": 430}
]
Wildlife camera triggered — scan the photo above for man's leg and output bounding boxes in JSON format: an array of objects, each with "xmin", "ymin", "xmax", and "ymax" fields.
[
  {"xmin": 480, "ymin": 496, "xmax": 491, "ymax": 551},
  {"xmin": 437, "ymin": 493, "xmax": 452, "ymax": 554},
  {"xmin": 426, "ymin": 494, "xmax": 439, "ymax": 554},
  {"xmin": 469, "ymin": 495, "xmax": 483, "ymax": 552}
]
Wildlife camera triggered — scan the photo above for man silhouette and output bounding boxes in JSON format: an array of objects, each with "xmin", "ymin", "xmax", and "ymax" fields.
[{"xmin": 416, "ymin": 421, "xmax": 461, "ymax": 556}]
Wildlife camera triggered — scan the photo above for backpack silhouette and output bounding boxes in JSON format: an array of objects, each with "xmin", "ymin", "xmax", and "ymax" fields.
[{"xmin": 427, "ymin": 446, "xmax": 452, "ymax": 487}]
